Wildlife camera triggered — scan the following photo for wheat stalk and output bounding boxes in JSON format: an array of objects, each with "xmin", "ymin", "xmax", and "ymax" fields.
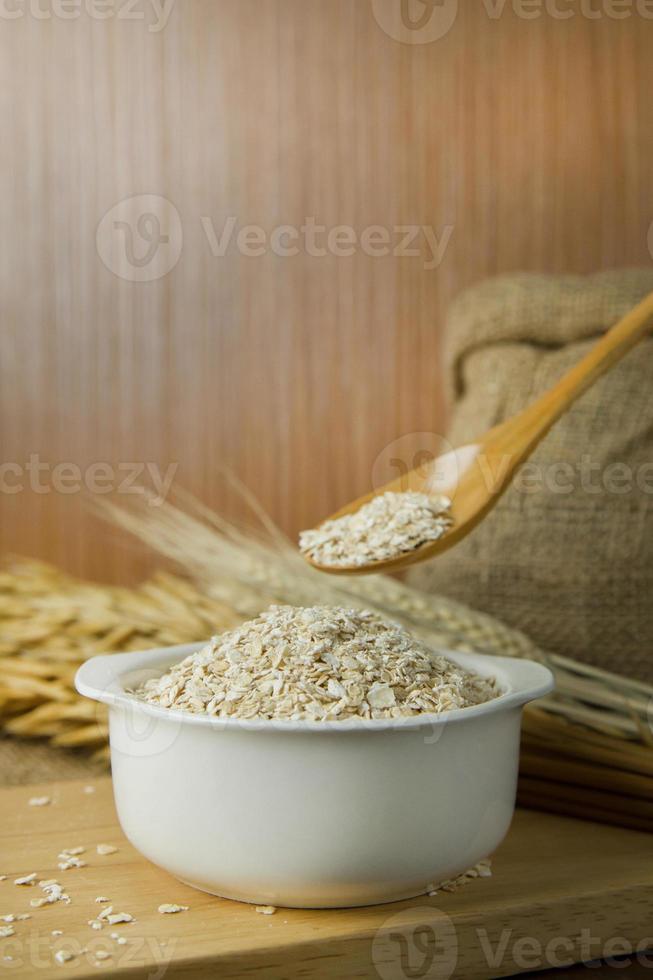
[{"xmin": 1, "ymin": 489, "xmax": 652, "ymax": 799}]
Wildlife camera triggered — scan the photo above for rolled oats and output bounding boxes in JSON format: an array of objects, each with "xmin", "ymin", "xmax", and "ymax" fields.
[
  {"xmin": 30, "ymin": 880, "xmax": 69, "ymax": 908},
  {"xmin": 298, "ymin": 491, "xmax": 453, "ymax": 567},
  {"xmin": 426, "ymin": 859, "xmax": 493, "ymax": 896},
  {"xmin": 14, "ymin": 873, "xmax": 37, "ymax": 886},
  {"xmin": 58, "ymin": 851, "xmax": 86, "ymax": 871},
  {"xmin": 28, "ymin": 796, "xmax": 51, "ymax": 807},
  {"xmin": 54, "ymin": 949, "xmax": 74, "ymax": 965},
  {"xmin": 106, "ymin": 913, "xmax": 134, "ymax": 925},
  {"xmin": 134, "ymin": 605, "xmax": 497, "ymax": 722}
]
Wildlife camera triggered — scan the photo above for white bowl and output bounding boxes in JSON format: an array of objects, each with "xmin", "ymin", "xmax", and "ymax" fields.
[{"xmin": 76, "ymin": 644, "xmax": 553, "ymax": 909}]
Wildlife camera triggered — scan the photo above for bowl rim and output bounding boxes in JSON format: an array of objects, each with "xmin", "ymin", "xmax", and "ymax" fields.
[{"xmin": 75, "ymin": 642, "xmax": 554, "ymax": 735}]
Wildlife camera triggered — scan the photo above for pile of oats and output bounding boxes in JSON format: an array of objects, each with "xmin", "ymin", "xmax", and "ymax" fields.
[
  {"xmin": 426, "ymin": 858, "xmax": 492, "ymax": 896},
  {"xmin": 299, "ymin": 491, "xmax": 453, "ymax": 567},
  {"xmin": 133, "ymin": 605, "xmax": 497, "ymax": 722}
]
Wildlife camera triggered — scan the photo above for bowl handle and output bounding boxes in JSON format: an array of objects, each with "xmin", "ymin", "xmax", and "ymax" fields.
[
  {"xmin": 75, "ymin": 643, "xmax": 202, "ymax": 705},
  {"xmin": 496, "ymin": 656, "xmax": 555, "ymax": 706}
]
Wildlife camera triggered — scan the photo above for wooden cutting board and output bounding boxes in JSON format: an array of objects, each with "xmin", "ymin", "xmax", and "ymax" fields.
[{"xmin": 0, "ymin": 778, "xmax": 652, "ymax": 980}]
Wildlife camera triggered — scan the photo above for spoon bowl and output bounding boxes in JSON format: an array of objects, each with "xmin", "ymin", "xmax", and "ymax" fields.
[{"xmin": 304, "ymin": 290, "xmax": 653, "ymax": 575}]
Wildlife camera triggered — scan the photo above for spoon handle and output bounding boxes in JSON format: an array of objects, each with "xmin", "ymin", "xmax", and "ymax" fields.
[
  {"xmin": 493, "ymin": 289, "xmax": 653, "ymax": 451},
  {"xmin": 545, "ymin": 289, "xmax": 653, "ymax": 408}
]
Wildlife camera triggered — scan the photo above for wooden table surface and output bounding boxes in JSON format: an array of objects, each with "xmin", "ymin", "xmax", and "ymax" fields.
[{"xmin": 0, "ymin": 778, "xmax": 652, "ymax": 980}]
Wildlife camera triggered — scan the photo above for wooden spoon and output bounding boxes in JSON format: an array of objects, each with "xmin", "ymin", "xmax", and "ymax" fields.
[{"xmin": 304, "ymin": 290, "xmax": 653, "ymax": 575}]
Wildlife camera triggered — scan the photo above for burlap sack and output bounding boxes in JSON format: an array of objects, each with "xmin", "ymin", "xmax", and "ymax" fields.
[{"xmin": 408, "ymin": 269, "xmax": 653, "ymax": 683}]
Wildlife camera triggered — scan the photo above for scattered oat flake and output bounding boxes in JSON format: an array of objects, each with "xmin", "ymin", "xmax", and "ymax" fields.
[
  {"xmin": 95, "ymin": 897, "xmax": 111, "ymax": 904},
  {"xmin": 255, "ymin": 905, "xmax": 277, "ymax": 915},
  {"xmin": 97, "ymin": 906, "xmax": 113, "ymax": 921},
  {"xmin": 29, "ymin": 796, "xmax": 51, "ymax": 807},
  {"xmin": 58, "ymin": 852, "xmax": 86, "ymax": 870},
  {"xmin": 14, "ymin": 873, "xmax": 37, "ymax": 886},
  {"xmin": 94, "ymin": 950, "xmax": 111, "ymax": 961},
  {"xmin": 30, "ymin": 880, "xmax": 69, "ymax": 909},
  {"xmin": 61, "ymin": 847, "xmax": 85, "ymax": 856},
  {"xmin": 52, "ymin": 930, "xmax": 63, "ymax": 937},
  {"xmin": 106, "ymin": 913, "xmax": 133, "ymax": 925},
  {"xmin": 96, "ymin": 844, "xmax": 118, "ymax": 856},
  {"xmin": 427, "ymin": 859, "xmax": 493, "ymax": 896},
  {"xmin": 88, "ymin": 920, "xmax": 103, "ymax": 931},
  {"xmin": 83, "ymin": 785, "xmax": 96, "ymax": 794},
  {"xmin": 158, "ymin": 903, "xmax": 189, "ymax": 914},
  {"xmin": 116, "ymin": 937, "xmax": 127, "ymax": 945},
  {"xmin": 0, "ymin": 925, "xmax": 15, "ymax": 938},
  {"xmin": 0, "ymin": 876, "xmax": 6, "ymax": 882},
  {"xmin": 54, "ymin": 949, "xmax": 75, "ymax": 965}
]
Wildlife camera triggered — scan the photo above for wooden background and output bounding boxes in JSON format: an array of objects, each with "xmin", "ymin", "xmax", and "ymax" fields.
[{"xmin": 2, "ymin": 0, "xmax": 653, "ymax": 583}]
